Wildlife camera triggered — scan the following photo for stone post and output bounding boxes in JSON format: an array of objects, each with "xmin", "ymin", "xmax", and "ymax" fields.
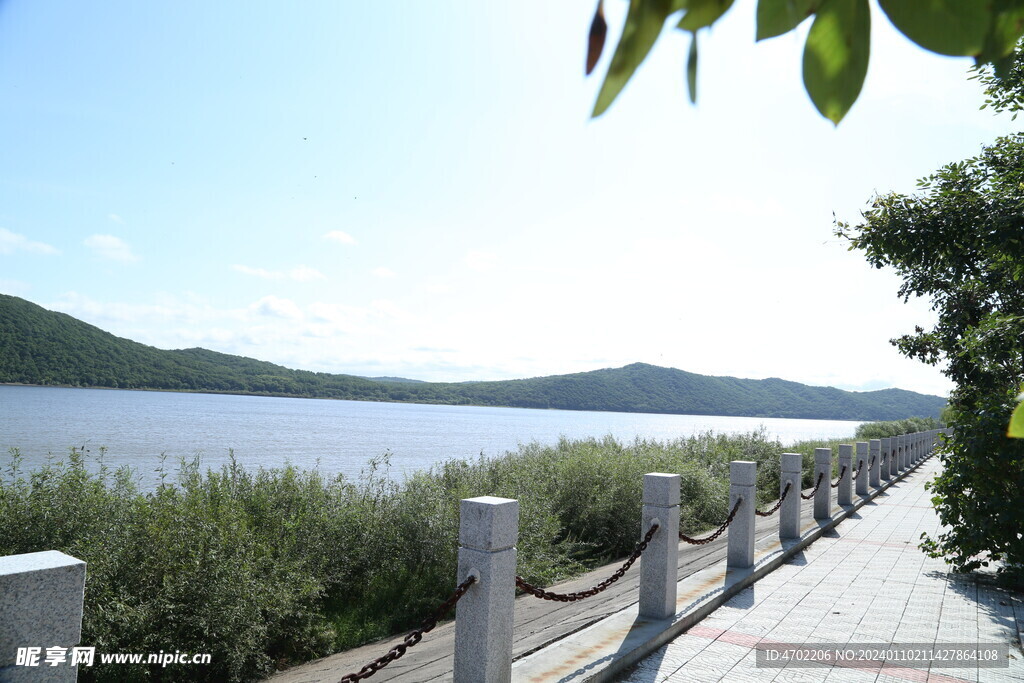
[
  {"xmin": 813, "ymin": 448, "xmax": 831, "ymax": 520},
  {"xmin": 880, "ymin": 437, "xmax": 891, "ymax": 482},
  {"xmin": 454, "ymin": 496, "xmax": 518, "ymax": 683},
  {"xmin": 0, "ymin": 551, "xmax": 86, "ymax": 683},
  {"xmin": 896, "ymin": 434, "xmax": 906, "ymax": 471},
  {"xmin": 779, "ymin": 453, "xmax": 802, "ymax": 540},
  {"xmin": 837, "ymin": 445, "xmax": 853, "ymax": 506},
  {"xmin": 884, "ymin": 437, "xmax": 896, "ymax": 478},
  {"xmin": 855, "ymin": 441, "xmax": 869, "ymax": 496},
  {"xmin": 727, "ymin": 461, "xmax": 756, "ymax": 569},
  {"xmin": 869, "ymin": 439, "xmax": 881, "ymax": 488},
  {"xmin": 639, "ymin": 473, "xmax": 680, "ymax": 620}
]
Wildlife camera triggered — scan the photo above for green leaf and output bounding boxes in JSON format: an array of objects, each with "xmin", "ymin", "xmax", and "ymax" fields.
[
  {"xmin": 678, "ymin": 0, "xmax": 735, "ymax": 31},
  {"xmin": 687, "ymin": 33, "xmax": 698, "ymax": 103},
  {"xmin": 877, "ymin": 0, "xmax": 989, "ymax": 57},
  {"xmin": 757, "ymin": 0, "xmax": 821, "ymax": 41},
  {"xmin": 1009, "ymin": 398, "xmax": 1024, "ymax": 438},
  {"xmin": 592, "ymin": 0, "xmax": 676, "ymax": 117},
  {"xmin": 977, "ymin": 0, "xmax": 1024, "ymax": 65},
  {"xmin": 802, "ymin": 0, "xmax": 870, "ymax": 124}
]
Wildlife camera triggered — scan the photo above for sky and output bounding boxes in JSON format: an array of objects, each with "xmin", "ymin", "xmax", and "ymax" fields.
[{"xmin": 0, "ymin": 1, "xmax": 1017, "ymax": 398}]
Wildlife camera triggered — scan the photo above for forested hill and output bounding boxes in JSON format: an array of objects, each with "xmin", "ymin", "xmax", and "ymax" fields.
[{"xmin": 0, "ymin": 294, "xmax": 945, "ymax": 420}]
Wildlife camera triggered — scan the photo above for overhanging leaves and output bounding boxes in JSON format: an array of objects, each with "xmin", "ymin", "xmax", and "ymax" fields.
[
  {"xmin": 687, "ymin": 33, "xmax": 698, "ymax": 103},
  {"xmin": 802, "ymin": 0, "xmax": 870, "ymax": 124},
  {"xmin": 592, "ymin": 0, "xmax": 678, "ymax": 117},
  {"xmin": 678, "ymin": 0, "xmax": 735, "ymax": 31},
  {"xmin": 878, "ymin": 0, "xmax": 989, "ymax": 57},
  {"xmin": 1010, "ymin": 396, "xmax": 1024, "ymax": 437},
  {"xmin": 757, "ymin": 0, "xmax": 821, "ymax": 41}
]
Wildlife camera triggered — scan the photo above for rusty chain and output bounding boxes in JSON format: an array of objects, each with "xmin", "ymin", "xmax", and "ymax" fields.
[
  {"xmin": 679, "ymin": 496, "xmax": 743, "ymax": 545},
  {"xmin": 799, "ymin": 471, "xmax": 824, "ymax": 500},
  {"xmin": 516, "ymin": 523, "xmax": 660, "ymax": 602},
  {"xmin": 830, "ymin": 465, "xmax": 847, "ymax": 488},
  {"xmin": 851, "ymin": 456, "xmax": 875, "ymax": 481},
  {"xmin": 755, "ymin": 481, "xmax": 792, "ymax": 517},
  {"xmin": 340, "ymin": 575, "xmax": 476, "ymax": 682}
]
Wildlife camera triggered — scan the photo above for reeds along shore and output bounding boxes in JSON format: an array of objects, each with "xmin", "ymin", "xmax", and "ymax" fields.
[{"xmin": 0, "ymin": 417, "xmax": 940, "ymax": 682}]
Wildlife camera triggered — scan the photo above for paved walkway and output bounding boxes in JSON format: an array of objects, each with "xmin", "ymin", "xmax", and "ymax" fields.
[{"xmin": 618, "ymin": 458, "xmax": 1024, "ymax": 682}]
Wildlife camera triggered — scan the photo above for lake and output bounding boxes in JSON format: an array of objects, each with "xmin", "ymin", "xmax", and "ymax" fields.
[{"xmin": 0, "ymin": 385, "xmax": 863, "ymax": 487}]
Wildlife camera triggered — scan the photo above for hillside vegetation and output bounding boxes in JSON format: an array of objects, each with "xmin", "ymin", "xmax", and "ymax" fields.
[{"xmin": 0, "ymin": 294, "xmax": 945, "ymax": 420}]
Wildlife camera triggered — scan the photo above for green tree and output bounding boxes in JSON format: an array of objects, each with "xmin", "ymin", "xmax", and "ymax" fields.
[
  {"xmin": 836, "ymin": 87, "xmax": 1024, "ymax": 583},
  {"xmin": 587, "ymin": 0, "xmax": 1024, "ymax": 123}
]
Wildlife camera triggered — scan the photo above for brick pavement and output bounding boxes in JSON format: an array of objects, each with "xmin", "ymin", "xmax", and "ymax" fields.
[{"xmin": 618, "ymin": 458, "xmax": 1024, "ymax": 683}]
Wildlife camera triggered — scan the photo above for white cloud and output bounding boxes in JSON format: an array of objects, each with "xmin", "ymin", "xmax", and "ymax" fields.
[
  {"xmin": 323, "ymin": 230, "xmax": 357, "ymax": 245},
  {"xmin": 372, "ymin": 266, "xmax": 396, "ymax": 278},
  {"xmin": 0, "ymin": 228, "xmax": 58, "ymax": 255},
  {"xmin": 232, "ymin": 264, "xmax": 325, "ymax": 281},
  {"xmin": 251, "ymin": 295, "xmax": 304, "ymax": 320},
  {"xmin": 288, "ymin": 265, "xmax": 326, "ymax": 282},
  {"xmin": 464, "ymin": 249, "xmax": 497, "ymax": 272},
  {"xmin": 84, "ymin": 234, "xmax": 138, "ymax": 262}
]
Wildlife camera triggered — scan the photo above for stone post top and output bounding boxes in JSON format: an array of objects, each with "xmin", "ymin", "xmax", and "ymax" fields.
[
  {"xmin": 781, "ymin": 452, "xmax": 802, "ymax": 471},
  {"xmin": 462, "ymin": 495, "xmax": 516, "ymax": 506},
  {"xmin": 881, "ymin": 437, "xmax": 890, "ymax": 447},
  {"xmin": 643, "ymin": 472, "xmax": 681, "ymax": 505},
  {"xmin": 870, "ymin": 439, "xmax": 880, "ymax": 448},
  {"xmin": 0, "ymin": 550, "xmax": 85, "ymax": 575},
  {"xmin": 730, "ymin": 460, "xmax": 756, "ymax": 486},
  {"xmin": 460, "ymin": 497, "xmax": 519, "ymax": 550},
  {"xmin": 814, "ymin": 448, "xmax": 832, "ymax": 463},
  {"xmin": 856, "ymin": 441, "xmax": 868, "ymax": 453},
  {"xmin": 838, "ymin": 444, "xmax": 853, "ymax": 456}
]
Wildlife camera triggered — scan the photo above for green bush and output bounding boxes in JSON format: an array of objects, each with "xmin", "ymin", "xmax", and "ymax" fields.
[{"xmin": 854, "ymin": 416, "xmax": 942, "ymax": 440}]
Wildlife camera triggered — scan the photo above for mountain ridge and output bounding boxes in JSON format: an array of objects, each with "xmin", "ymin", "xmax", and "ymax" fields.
[{"xmin": 0, "ymin": 294, "xmax": 946, "ymax": 420}]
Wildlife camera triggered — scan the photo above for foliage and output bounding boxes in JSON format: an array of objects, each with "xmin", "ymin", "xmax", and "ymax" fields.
[
  {"xmin": 853, "ymin": 416, "xmax": 942, "ymax": 440},
  {"xmin": 0, "ymin": 430, "xmax": 852, "ymax": 681},
  {"xmin": 587, "ymin": 0, "xmax": 1024, "ymax": 123},
  {"xmin": 838, "ymin": 127, "xmax": 1024, "ymax": 585},
  {"xmin": 0, "ymin": 294, "xmax": 945, "ymax": 421}
]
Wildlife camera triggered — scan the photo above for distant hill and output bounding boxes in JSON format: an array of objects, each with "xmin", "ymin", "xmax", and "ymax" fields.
[{"xmin": 0, "ymin": 294, "xmax": 946, "ymax": 420}]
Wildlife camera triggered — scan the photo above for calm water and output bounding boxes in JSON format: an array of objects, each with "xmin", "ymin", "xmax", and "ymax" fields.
[{"xmin": 0, "ymin": 385, "xmax": 862, "ymax": 487}]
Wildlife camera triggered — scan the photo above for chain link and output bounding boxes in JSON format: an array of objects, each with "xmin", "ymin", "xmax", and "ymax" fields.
[
  {"xmin": 830, "ymin": 465, "xmax": 847, "ymax": 488},
  {"xmin": 679, "ymin": 496, "xmax": 743, "ymax": 545},
  {"xmin": 516, "ymin": 523, "xmax": 660, "ymax": 602},
  {"xmin": 755, "ymin": 481, "xmax": 792, "ymax": 517},
  {"xmin": 339, "ymin": 575, "xmax": 476, "ymax": 682},
  {"xmin": 851, "ymin": 456, "xmax": 874, "ymax": 481},
  {"xmin": 799, "ymin": 471, "xmax": 825, "ymax": 500}
]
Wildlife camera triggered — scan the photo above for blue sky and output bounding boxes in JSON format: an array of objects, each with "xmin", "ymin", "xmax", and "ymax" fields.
[{"xmin": 0, "ymin": 1, "xmax": 1016, "ymax": 397}]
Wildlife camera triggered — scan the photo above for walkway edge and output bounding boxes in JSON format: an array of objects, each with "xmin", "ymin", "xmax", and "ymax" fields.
[{"xmin": 510, "ymin": 454, "xmax": 935, "ymax": 683}]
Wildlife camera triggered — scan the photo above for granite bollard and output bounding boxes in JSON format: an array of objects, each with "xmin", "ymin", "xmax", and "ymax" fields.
[
  {"xmin": 0, "ymin": 550, "xmax": 86, "ymax": 683},
  {"xmin": 454, "ymin": 496, "xmax": 518, "ymax": 683},
  {"xmin": 837, "ymin": 445, "xmax": 853, "ymax": 506},
  {"xmin": 855, "ymin": 442, "xmax": 869, "ymax": 496},
  {"xmin": 639, "ymin": 473, "xmax": 680, "ymax": 620},
  {"xmin": 869, "ymin": 439, "xmax": 881, "ymax": 488},
  {"xmin": 779, "ymin": 453, "xmax": 802, "ymax": 539},
  {"xmin": 727, "ymin": 461, "xmax": 756, "ymax": 569},
  {"xmin": 813, "ymin": 448, "xmax": 831, "ymax": 520},
  {"xmin": 880, "ymin": 437, "xmax": 892, "ymax": 481}
]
